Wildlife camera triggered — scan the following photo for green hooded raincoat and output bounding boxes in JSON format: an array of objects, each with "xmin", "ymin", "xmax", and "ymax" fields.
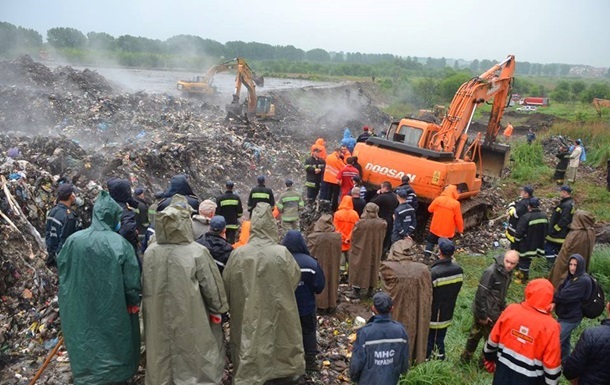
[
  {"xmin": 223, "ymin": 202, "xmax": 305, "ymax": 385},
  {"xmin": 143, "ymin": 196, "xmax": 229, "ymax": 385},
  {"xmin": 57, "ymin": 190, "xmax": 141, "ymax": 385}
]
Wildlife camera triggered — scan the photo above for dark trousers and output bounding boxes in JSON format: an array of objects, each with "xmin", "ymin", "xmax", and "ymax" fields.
[
  {"xmin": 426, "ymin": 327, "xmax": 448, "ymax": 360},
  {"xmin": 517, "ymin": 256, "xmax": 532, "ymax": 276},
  {"xmin": 382, "ymin": 217, "xmax": 393, "ymax": 252},
  {"xmin": 306, "ymin": 184, "xmax": 320, "ymax": 201},
  {"xmin": 544, "ymin": 241, "xmax": 561, "ymax": 263},
  {"xmin": 463, "ymin": 320, "xmax": 493, "ymax": 361},
  {"xmin": 424, "ymin": 232, "xmax": 442, "ymax": 256},
  {"xmin": 300, "ymin": 312, "xmax": 317, "ymax": 356},
  {"xmin": 225, "ymin": 228, "xmax": 237, "ymax": 245},
  {"xmin": 328, "ymin": 183, "xmax": 340, "ymax": 212}
]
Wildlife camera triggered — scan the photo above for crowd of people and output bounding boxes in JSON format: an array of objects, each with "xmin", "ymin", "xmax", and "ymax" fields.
[{"xmin": 44, "ymin": 126, "xmax": 608, "ymax": 385}]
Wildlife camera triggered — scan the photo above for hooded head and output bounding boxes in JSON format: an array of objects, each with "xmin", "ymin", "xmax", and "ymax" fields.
[
  {"xmin": 315, "ymin": 138, "xmax": 325, "ymax": 147},
  {"xmin": 249, "ymin": 202, "xmax": 278, "ymax": 245},
  {"xmin": 281, "ymin": 230, "xmax": 310, "ymax": 255},
  {"xmin": 337, "ymin": 195, "xmax": 354, "ymax": 211},
  {"xmin": 91, "ymin": 190, "xmax": 122, "ymax": 231},
  {"xmin": 312, "ymin": 213, "xmax": 335, "ymax": 233},
  {"xmin": 165, "ymin": 175, "xmax": 195, "ymax": 197},
  {"xmin": 343, "ymin": 128, "xmax": 353, "ymax": 139},
  {"xmin": 441, "ymin": 184, "xmax": 459, "ymax": 199},
  {"xmin": 387, "ymin": 238, "xmax": 417, "ymax": 262},
  {"xmin": 567, "ymin": 254, "xmax": 587, "ymax": 278},
  {"xmin": 570, "ymin": 210, "xmax": 595, "ymax": 230},
  {"xmin": 361, "ymin": 202, "xmax": 380, "ymax": 219},
  {"xmin": 107, "ymin": 177, "xmax": 137, "ymax": 205},
  {"xmin": 155, "ymin": 194, "xmax": 194, "ymax": 244},
  {"xmin": 524, "ymin": 278, "xmax": 554, "ymax": 313}
]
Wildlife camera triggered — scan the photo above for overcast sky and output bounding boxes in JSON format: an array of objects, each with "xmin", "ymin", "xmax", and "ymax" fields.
[{"xmin": 1, "ymin": 0, "xmax": 608, "ymax": 67}]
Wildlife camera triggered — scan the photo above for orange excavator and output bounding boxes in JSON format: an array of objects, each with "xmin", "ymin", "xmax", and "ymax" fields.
[
  {"xmin": 353, "ymin": 55, "xmax": 516, "ymax": 228},
  {"xmin": 592, "ymin": 98, "xmax": 610, "ymax": 117},
  {"xmin": 225, "ymin": 58, "xmax": 275, "ymax": 119}
]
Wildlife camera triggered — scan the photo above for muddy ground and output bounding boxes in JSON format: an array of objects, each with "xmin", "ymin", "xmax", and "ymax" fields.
[{"xmin": 0, "ymin": 55, "xmax": 607, "ymax": 384}]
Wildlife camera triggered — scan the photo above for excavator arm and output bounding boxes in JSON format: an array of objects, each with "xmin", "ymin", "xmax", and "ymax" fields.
[
  {"xmin": 429, "ymin": 55, "xmax": 515, "ymax": 157},
  {"xmin": 228, "ymin": 58, "xmax": 264, "ymax": 117},
  {"xmin": 593, "ymin": 98, "xmax": 610, "ymax": 117}
]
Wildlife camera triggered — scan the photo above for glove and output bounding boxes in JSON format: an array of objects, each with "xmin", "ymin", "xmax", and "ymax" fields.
[
  {"xmin": 127, "ymin": 305, "xmax": 140, "ymax": 314},
  {"xmin": 210, "ymin": 313, "xmax": 222, "ymax": 324},
  {"xmin": 484, "ymin": 359, "xmax": 496, "ymax": 373}
]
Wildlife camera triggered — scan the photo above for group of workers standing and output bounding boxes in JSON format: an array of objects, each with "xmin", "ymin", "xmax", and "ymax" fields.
[{"xmin": 43, "ymin": 124, "xmax": 608, "ymax": 385}]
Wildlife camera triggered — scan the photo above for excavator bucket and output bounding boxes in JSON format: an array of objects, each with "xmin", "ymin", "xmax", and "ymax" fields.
[{"xmin": 479, "ymin": 143, "xmax": 510, "ymax": 178}]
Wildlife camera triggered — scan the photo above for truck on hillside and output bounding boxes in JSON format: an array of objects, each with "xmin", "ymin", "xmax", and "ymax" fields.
[{"xmin": 519, "ymin": 97, "xmax": 549, "ymax": 106}]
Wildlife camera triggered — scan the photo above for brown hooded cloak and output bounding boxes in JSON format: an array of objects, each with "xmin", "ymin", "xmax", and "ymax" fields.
[
  {"xmin": 549, "ymin": 210, "xmax": 596, "ymax": 288},
  {"xmin": 307, "ymin": 213, "xmax": 342, "ymax": 310},
  {"xmin": 348, "ymin": 203, "xmax": 387, "ymax": 289},
  {"xmin": 380, "ymin": 239, "xmax": 432, "ymax": 365}
]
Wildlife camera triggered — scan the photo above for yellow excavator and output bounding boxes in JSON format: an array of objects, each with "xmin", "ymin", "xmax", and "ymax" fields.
[
  {"xmin": 593, "ymin": 98, "xmax": 610, "ymax": 117},
  {"xmin": 225, "ymin": 58, "xmax": 275, "ymax": 120},
  {"xmin": 176, "ymin": 59, "xmax": 236, "ymax": 96}
]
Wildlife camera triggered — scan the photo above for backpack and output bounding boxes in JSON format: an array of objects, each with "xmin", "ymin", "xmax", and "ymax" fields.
[{"xmin": 582, "ymin": 274, "xmax": 606, "ymax": 319}]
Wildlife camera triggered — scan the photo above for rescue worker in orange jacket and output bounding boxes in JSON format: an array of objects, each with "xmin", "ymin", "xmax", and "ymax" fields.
[
  {"xmin": 483, "ymin": 278, "xmax": 561, "ymax": 385},
  {"xmin": 424, "ymin": 185, "xmax": 464, "ymax": 260},
  {"xmin": 232, "ymin": 220, "xmax": 250, "ymax": 249},
  {"xmin": 321, "ymin": 148, "xmax": 346, "ymax": 211},
  {"xmin": 310, "ymin": 138, "xmax": 327, "ymax": 160},
  {"xmin": 333, "ymin": 195, "xmax": 359, "ymax": 278}
]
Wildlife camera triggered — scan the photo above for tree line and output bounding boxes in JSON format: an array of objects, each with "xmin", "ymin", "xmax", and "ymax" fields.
[{"xmin": 2, "ymin": 21, "xmax": 609, "ymax": 78}]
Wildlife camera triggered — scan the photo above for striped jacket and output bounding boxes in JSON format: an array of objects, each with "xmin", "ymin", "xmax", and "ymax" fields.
[
  {"xmin": 350, "ymin": 314, "xmax": 410, "ymax": 385},
  {"xmin": 484, "ymin": 279, "xmax": 561, "ymax": 385},
  {"xmin": 277, "ymin": 187, "xmax": 304, "ymax": 222},
  {"xmin": 515, "ymin": 209, "xmax": 548, "ymax": 258},
  {"xmin": 545, "ymin": 197, "xmax": 574, "ymax": 244},
  {"xmin": 247, "ymin": 185, "xmax": 275, "ymax": 214},
  {"xmin": 215, "ymin": 191, "xmax": 243, "ymax": 230},
  {"xmin": 430, "ymin": 259, "xmax": 464, "ymax": 329},
  {"xmin": 391, "ymin": 202, "xmax": 417, "ymax": 242}
]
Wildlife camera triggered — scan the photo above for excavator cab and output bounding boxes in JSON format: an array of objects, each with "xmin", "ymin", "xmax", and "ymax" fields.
[{"xmin": 256, "ymin": 96, "xmax": 275, "ymax": 119}]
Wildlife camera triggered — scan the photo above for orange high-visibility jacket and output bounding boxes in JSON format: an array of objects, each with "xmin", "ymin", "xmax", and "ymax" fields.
[
  {"xmin": 428, "ymin": 185, "xmax": 464, "ymax": 238},
  {"xmin": 503, "ymin": 124, "xmax": 513, "ymax": 138},
  {"xmin": 311, "ymin": 138, "xmax": 327, "ymax": 160},
  {"xmin": 484, "ymin": 279, "xmax": 561, "ymax": 385},
  {"xmin": 323, "ymin": 152, "xmax": 346, "ymax": 184},
  {"xmin": 333, "ymin": 196, "xmax": 360, "ymax": 252},
  {"xmin": 232, "ymin": 220, "xmax": 251, "ymax": 249}
]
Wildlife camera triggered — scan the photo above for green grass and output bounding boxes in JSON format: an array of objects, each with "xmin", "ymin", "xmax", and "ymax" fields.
[
  {"xmin": 507, "ymin": 140, "xmax": 553, "ymax": 182},
  {"xmin": 398, "ymin": 245, "xmax": 610, "ymax": 385}
]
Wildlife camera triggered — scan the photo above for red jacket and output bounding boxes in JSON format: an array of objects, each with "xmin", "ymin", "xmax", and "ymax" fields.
[
  {"xmin": 337, "ymin": 164, "xmax": 359, "ymax": 198},
  {"xmin": 484, "ymin": 279, "xmax": 561, "ymax": 385},
  {"xmin": 428, "ymin": 185, "xmax": 464, "ymax": 238},
  {"xmin": 333, "ymin": 196, "xmax": 359, "ymax": 252}
]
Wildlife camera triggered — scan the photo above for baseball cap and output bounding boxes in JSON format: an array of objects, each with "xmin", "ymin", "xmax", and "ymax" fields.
[
  {"xmin": 373, "ymin": 292, "xmax": 393, "ymax": 314},
  {"xmin": 257, "ymin": 175, "xmax": 265, "ymax": 184},
  {"xmin": 57, "ymin": 184, "xmax": 75, "ymax": 201},
  {"xmin": 529, "ymin": 197, "xmax": 540, "ymax": 208},
  {"xmin": 559, "ymin": 185, "xmax": 572, "ymax": 193},
  {"xmin": 210, "ymin": 215, "xmax": 226, "ymax": 232},
  {"xmin": 521, "ymin": 185, "xmax": 534, "ymax": 196},
  {"xmin": 226, "ymin": 180, "xmax": 234, "ymax": 188},
  {"xmin": 285, "ymin": 179, "xmax": 293, "ymax": 186},
  {"xmin": 134, "ymin": 187, "xmax": 144, "ymax": 196},
  {"xmin": 396, "ymin": 188, "xmax": 408, "ymax": 198},
  {"xmin": 363, "ymin": 126, "xmax": 369, "ymax": 131},
  {"xmin": 438, "ymin": 238, "xmax": 455, "ymax": 257}
]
